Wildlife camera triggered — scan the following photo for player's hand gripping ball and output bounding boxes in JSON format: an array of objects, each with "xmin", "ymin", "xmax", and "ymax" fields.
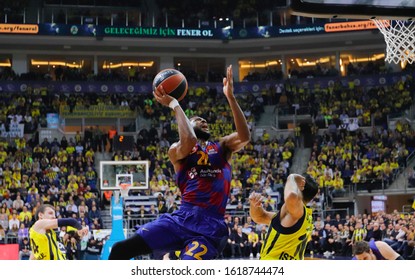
[{"xmin": 153, "ymin": 69, "xmax": 188, "ymax": 101}]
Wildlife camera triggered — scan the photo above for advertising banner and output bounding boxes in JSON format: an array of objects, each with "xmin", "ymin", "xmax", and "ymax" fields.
[{"xmin": 0, "ymin": 20, "xmax": 386, "ymax": 40}]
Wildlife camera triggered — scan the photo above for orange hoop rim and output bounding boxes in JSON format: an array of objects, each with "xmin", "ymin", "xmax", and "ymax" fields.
[
  {"xmin": 119, "ymin": 183, "xmax": 131, "ymax": 189},
  {"xmin": 119, "ymin": 183, "xmax": 131, "ymax": 198}
]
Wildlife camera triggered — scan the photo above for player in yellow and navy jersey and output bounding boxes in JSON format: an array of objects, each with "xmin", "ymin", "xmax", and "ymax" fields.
[
  {"xmin": 249, "ymin": 173, "xmax": 318, "ymax": 260},
  {"xmin": 29, "ymin": 204, "xmax": 89, "ymax": 260}
]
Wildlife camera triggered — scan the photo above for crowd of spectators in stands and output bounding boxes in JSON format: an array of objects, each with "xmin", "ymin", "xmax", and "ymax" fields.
[
  {"xmin": 311, "ymin": 126, "xmax": 411, "ymax": 201},
  {"xmin": 0, "ymin": 129, "xmax": 105, "ymax": 259},
  {"xmin": 276, "ymin": 70, "xmax": 415, "ymax": 119},
  {"xmin": 300, "ymin": 76, "xmax": 415, "ymax": 208},
  {"xmin": 204, "ymin": 207, "xmax": 415, "ymax": 259},
  {"xmin": 307, "ymin": 210, "xmax": 415, "ymax": 259}
]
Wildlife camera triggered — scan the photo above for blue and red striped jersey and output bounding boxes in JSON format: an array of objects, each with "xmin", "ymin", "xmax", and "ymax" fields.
[{"xmin": 176, "ymin": 141, "xmax": 231, "ymax": 216}]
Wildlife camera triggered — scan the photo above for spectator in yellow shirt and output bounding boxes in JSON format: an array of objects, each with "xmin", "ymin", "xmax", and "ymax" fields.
[
  {"xmin": 282, "ymin": 147, "xmax": 292, "ymax": 161},
  {"xmin": 85, "ymin": 147, "xmax": 94, "ymax": 160},
  {"xmin": 67, "ymin": 179, "xmax": 79, "ymax": 193},
  {"xmin": 15, "ymin": 138, "xmax": 26, "ymax": 150},
  {"xmin": 0, "ymin": 146, "xmax": 7, "ymax": 164},
  {"xmin": 12, "ymin": 168, "xmax": 21, "ymax": 182},
  {"xmin": 19, "ymin": 206, "xmax": 32, "ymax": 222},
  {"xmin": 284, "ymin": 137, "xmax": 295, "ymax": 150},
  {"xmin": 247, "ymin": 230, "xmax": 259, "ymax": 258},
  {"xmin": 251, "ymin": 166, "xmax": 261, "ymax": 177},
  {"xmin": 67, "ymin": 170, "xmax": 78, "ymax": 183},
  {"xmin": 390, "ymin": 159, "xmax": 399, "ymax": 171},
  {"xmin": 372, "ymin": 161, "xmax": 383, "ymax": 177},
  {"xmin": 331, "ymin": 174, "xmax": 345, "ymax": 197},
  {"xmin": 262, "ymin": 130, "xmax": 270, "ymax": 142},
  {"xmin": 66, "ymin": 143, "xmax": 76, "ymax": 155},
  {"xmin": 230, "ymin": 175, "xmax": 243, "ymax": 195},
  {"xmin": 306, "ymin": 165, "xmax": 318, "ymax": 179}
]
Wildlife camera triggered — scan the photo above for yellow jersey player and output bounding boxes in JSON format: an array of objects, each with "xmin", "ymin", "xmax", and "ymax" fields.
[
  {"xmin": 29, "ymin": 204, "xmax": 89, "ymax": 260},
  {"xmin": 249, "ymin": 173, "xmax": 318, "ymax": 260}
]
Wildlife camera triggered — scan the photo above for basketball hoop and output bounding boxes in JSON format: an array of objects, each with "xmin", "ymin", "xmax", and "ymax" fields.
[
  {"xmin": 113, "ymin": 173, "xmax": 133, "ymax": 204},
  {"xmin": 372, "ymin": 19, "xmax": 415, "ymax": 64},
  {"xmin": 113, "ymin": 183, "xmax": 130, "ymax": 204},
  {"xmin": 119, "ymin": 183, "xmax": 131, "ymax": 198}
]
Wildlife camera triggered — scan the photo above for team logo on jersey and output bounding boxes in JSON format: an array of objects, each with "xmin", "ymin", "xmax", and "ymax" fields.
[
  {"xmin": 188, "ymin": 167, "xmax": 198, "ymax": 179},
  {"xmin": 206, "ymin": 145, "xmax": 218, "ymax": 154},
  {"xmin": 58, "ymin": 242, "xmax": 67, "ymax": 254}
]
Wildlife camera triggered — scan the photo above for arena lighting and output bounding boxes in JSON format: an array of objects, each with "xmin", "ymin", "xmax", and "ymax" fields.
[
  {"xmin": 0, "ymin": 59, "xmax": 11, "ymax": 67},
  {"xmin": 401, "ymin": 60, "xmax": 407, "ymax": 69},
  {"xmin": 238, "ymin": 52, "xmax": 385, "ymax": 69},
  {"xmin": 102, "ymin": 61, "xmax": 154, "ymax": 69},
  {"xmin": 239, "ymin": 58, "xmax": 332, "ymax": 68},
  {"xmin": 240, "ymin": 60, "xmax": 280, "ymax": 68},
  {"xmin": 294, "ymin": 53, "xmax": 385, "ymax": 67},
  {"xmin": 342, "ymin": 53, "xmax": 385, "ymax": 63},
  {"xmin": 295, "ymin": 57, "xmax": 330, "ymax": 66},
  {"xmin": 30, "ymin": 59, "xmax": 84, "ymax": 68}
]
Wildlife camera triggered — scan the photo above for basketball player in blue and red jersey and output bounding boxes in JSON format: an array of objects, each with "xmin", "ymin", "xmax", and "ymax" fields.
[
  {"xmin": 109, "ymin": 65, "xmax": 250, "ymax": 260},
  {"xmin": 353, "ymin": 240, "xmax": 404, "ymax": 260}
]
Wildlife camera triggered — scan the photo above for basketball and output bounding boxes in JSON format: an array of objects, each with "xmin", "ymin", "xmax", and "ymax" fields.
[{"xmin": 152, "ymin": 69, "xmax": 188, "ymax": 101}]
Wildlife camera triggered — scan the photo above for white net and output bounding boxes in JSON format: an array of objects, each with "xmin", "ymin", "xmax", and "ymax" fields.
[
  {"xmin": 119, "ymin": 184, "xmax": 130, "ymax": 198},
  {"xmin": 372, "ymin": 19, "xmax": 415, "ymax": 64},
  {"xmin": 113, "ymin": 185, "xmax": 130, "ymax": 204}
]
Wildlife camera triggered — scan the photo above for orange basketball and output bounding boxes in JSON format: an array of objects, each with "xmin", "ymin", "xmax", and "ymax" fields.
[{"xmin": 153, "ymin": 69, "xmax": 188, "ymax": 101}]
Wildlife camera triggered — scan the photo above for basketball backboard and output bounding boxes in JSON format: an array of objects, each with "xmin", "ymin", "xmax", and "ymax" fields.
[
  {"xmin": 99, "ymin": 160, "xmax": 149, "ymax": 191},
  {"xmin": 290, "ymin": 0, "xmax": 415, "ymax": 20}
]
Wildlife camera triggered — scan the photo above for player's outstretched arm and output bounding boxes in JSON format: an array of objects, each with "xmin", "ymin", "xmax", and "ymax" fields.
[
  {"xmin": 220, "ymin": 65, "xmax": 251, "ymax": 156},
  {"xmin": 31, "ymin": 219, "xmax": 60, "ymax": 235},
  {"xmin": 32, "ymin": 218, "xmax": 83, "ymax": 235}
]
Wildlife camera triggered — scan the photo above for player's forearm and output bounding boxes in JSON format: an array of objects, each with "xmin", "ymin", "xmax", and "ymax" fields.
[
  {"xmin": 33, "ymin": 217, "xmax": 80, "ymax": 232},
  {"xmin": 284, "ymin": 174, "xmax": 300, "ymax": 199},
  {"xmin": 227, "ymin": 95, "xmax": 251, "ymax": 143},
  {"xmin": 58, "ymin": 218, "xmax": 82, "ymax": 230},
  {"xmin": 174, "ymin": 106, "xmax": 197, "ymax": 145}
]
